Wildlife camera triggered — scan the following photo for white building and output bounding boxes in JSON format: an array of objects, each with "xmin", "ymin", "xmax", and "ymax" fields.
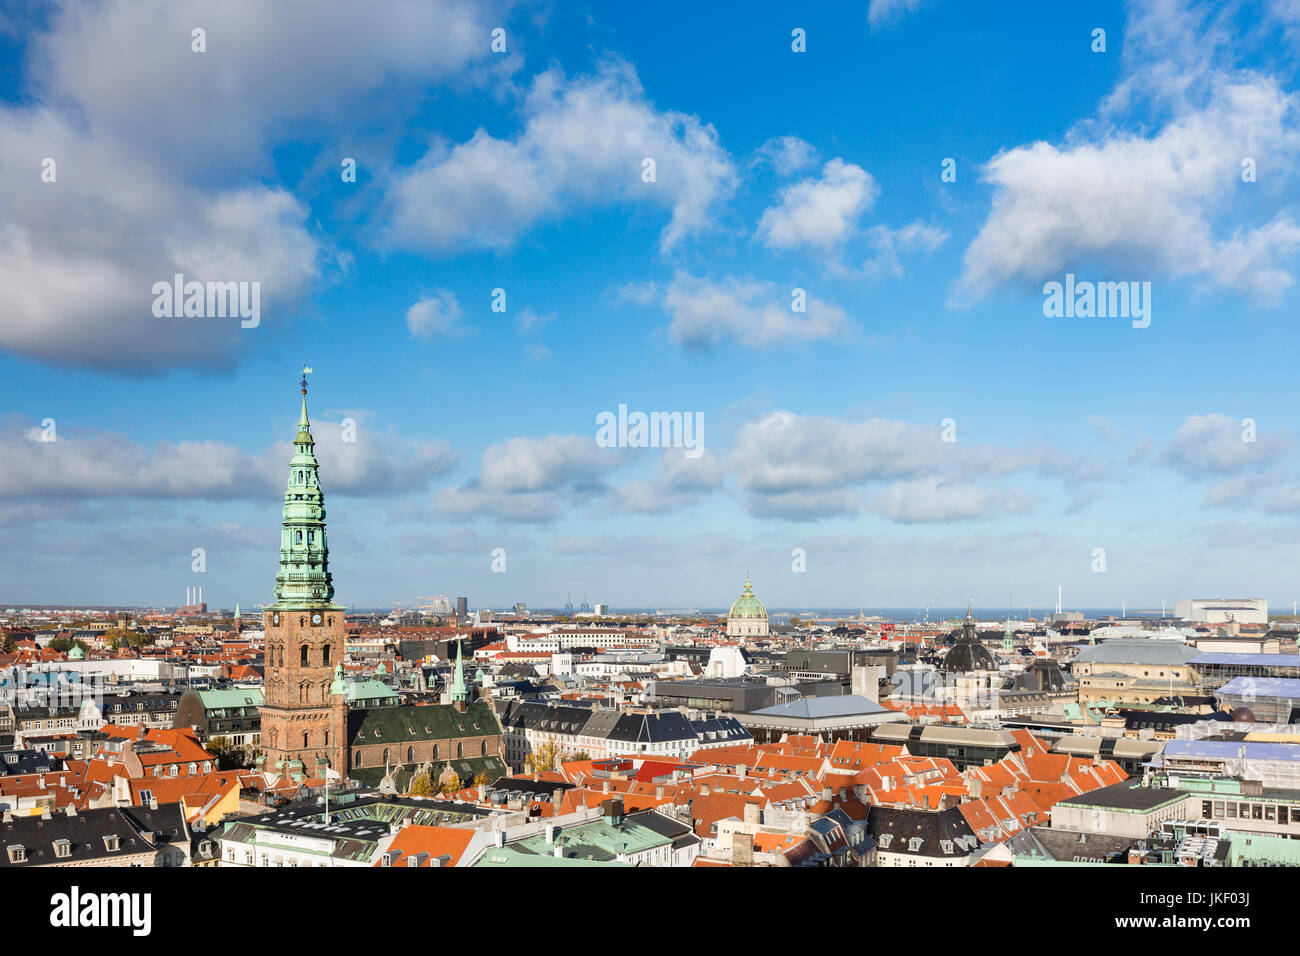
[{"xmin": 1174, "ymin": 598, "xmax": 1268, "ymax": 625}]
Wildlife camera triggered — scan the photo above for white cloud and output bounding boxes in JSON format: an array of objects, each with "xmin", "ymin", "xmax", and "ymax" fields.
[
  {"xmin": 0, "ymin": 108, "xmax": 320, "ymax": 370},
  {"xmin": 662, "ymin": 273, "xmax": 850, "ymax": 350},
  {"xmin": 0, "ymin": 0, "xmax": 511, "ymax": 370},
  {"xmin": 480, "ymin": 434, "xmax": 620, "ymax": 493},
  {"xmin": 388, "ymin": 58, "xmax": 737, "ymax": 254},
  {"xmin": 406, "ymin": 291, "xmax": 470, "ymax": 339},
  {"xmin": 959, "ymin": 43, "xmax": 1300, "ymax": 303},
  {"xmin": 435, "ymin": 433, "xmax": 628, "ymax": 523},
  {"xmin": 516, "ymin": 307, "xmax": 555, "ymax": 333},
  {"xmin": 731, "ymin": 412, "xmax": 943, "ymax": 495},
  {"xmin": 860, "ymin": 220, "xmax": 949, "ymax": 279},
  {"xmin": 753, "ymin": 136, "xmax": 818, "ymax": 176},
  {"xmin": 868, "ymin": 0, "xmax": 936, "ymax": 30},
  {"xmin": 1161, "ymin": 413, "xmax": 1287, "ymax": 475},
  {"xmin": 34, "ymin": 0, "xmax": 508, "ymax": 171},
  {"xmin": 757, "ymin": 159, "xmax": 878, "ymax": 251},
  {"xmin": 0, "ymin": 414, "xmax": 455, "ymax": 500},
  {"xmin": 868, "ymin": 478, "xmax": 1030, "ymax": 523}
]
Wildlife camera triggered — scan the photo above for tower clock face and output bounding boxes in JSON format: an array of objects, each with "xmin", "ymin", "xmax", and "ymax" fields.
[{"xmin": 311, "ymin": 612, "xmax": 323, "ymax": 626}]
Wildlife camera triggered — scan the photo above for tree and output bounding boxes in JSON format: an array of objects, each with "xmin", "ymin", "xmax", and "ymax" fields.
[
  {"xmin": 472, "ymin": 770, "xmax": 490, "ymax": 788},
  {"xmin": 409, "ymin": 771, "xmax": 435, "ymax": 797},
  {"xmin": 439, "ymin": 772, "xmax": 462, "ymax": 796},
  {"xmin": 571, "ymin": 751, "xmax": 591, "ymax": 762},
  {"xmin": 525, "ymin": 741, "xmax": 559, "ymax": 773}
]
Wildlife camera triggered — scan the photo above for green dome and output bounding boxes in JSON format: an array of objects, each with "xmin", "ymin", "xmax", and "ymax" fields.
[
  {"xmin": 68, "ymin": 644, "xmax": 85, "ymax": 660},
  {"xmin": 728, "ymin": 575, "xmax": 767, "ymax": 620}
]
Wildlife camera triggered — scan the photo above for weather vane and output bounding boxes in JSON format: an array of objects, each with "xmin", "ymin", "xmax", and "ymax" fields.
[{"xmin": 301, "ymin": 363, "xmax": 313, "ymax": 394}]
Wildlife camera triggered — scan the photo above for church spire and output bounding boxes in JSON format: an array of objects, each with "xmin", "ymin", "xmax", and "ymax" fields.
[
  {"xmin": 450, "ymin": 639, "xmax": 468, "ymax": 703},
  {"xmin": 272, "ymin": 366, "xmax": 337, "ymax": 607}
]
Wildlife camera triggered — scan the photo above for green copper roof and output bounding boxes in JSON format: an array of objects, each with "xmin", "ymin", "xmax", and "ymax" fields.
[
  {"xmin": 271, "ymin": 371, "xmax": 340, "ymax": 609},
  {"xmin": 728, "ymin": 574, "xmax": 767, "ymax": 620},
  {"xmin": 450, "ymin": 640, "xmax": 468, "ymax": 702},
  {"xmin": 330, "ymin": 662, "xmax": 348, "ymax": 697}
]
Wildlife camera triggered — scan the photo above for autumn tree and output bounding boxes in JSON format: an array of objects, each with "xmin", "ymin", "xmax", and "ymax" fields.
[{"xmin": 525, "ymin": 741, "xmax": 559, "ymax": 773}]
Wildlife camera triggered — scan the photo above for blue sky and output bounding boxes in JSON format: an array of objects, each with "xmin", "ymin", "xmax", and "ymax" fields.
[{"xmin": 3, "ymin": 0, "xmax": 1300, "ymax": 612}]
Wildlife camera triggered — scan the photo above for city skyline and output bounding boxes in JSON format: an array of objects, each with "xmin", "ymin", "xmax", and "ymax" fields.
[{"xmin": 4, "ymin": 1, "xmax": 1300, "ymax": 608}]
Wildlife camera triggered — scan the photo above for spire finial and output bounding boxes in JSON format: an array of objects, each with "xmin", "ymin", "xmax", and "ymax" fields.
[{"xmin": 301, "ymin": 363, "xmax": 312, "ymax": 395}]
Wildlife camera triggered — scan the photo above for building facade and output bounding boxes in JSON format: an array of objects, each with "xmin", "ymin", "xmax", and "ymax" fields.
[{"xmin": 259, "ymin": 373, "xmax": 348, "ymax": 780}]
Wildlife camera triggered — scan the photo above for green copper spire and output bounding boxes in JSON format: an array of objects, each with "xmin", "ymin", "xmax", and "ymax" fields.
[
  {"xmin": 330, "ymin": 662, "xmax": 347, "ymax": 697},
  {"xmin": 450, "ymin": 640, "xmax": 468, "ymax": 702},
  {"xmin": 272, "ymin": 367, "xmax": 339, "ymax": 608},
  {"xmin": 234, "ymin": 601, "xmax": 241, "ymax": 620}
]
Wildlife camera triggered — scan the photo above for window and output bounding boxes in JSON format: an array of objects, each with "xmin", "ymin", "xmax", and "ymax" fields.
[
  {"xmin": 433, "ymin": 744, "xmax": 439, "ymax": 760},
  {"xmin": 301, "ymin": 644, "xmax": 309, "ymax": 667},
  {"xmin": 457, "ymin": 743, "xmax": 463, "ymax": 758},
  {"xmin": 407, "ymin": 746, "xmax": 414, "ymax": 762},
  {"xmin": 53, "ymin": 840, "xmax": 71, "ymax": 859},
  {"xmin": 481, "ymin": 741, "xmax": 487, "ymax": 757},
  {"xmin": 354, "ymin": 750, "xmax": 362, "ymax": 767},
  {"xmin": 323, "ymin": 645, "xmax": 331, "ymax": 666},
  {"xmin": 383, "ymin": 748, "xmax": 390, "ymax": 765},
  {"xmin": 303, "ymin": 732, "xmax": 309, "ymax": 749}
]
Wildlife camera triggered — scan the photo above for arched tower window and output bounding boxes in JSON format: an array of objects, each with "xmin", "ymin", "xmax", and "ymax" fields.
[
  {"xmin": 323, "ymin": 645, "xmax": 331, "ymax": 666},
  {"xmin": 302, "ymin": 732, "xmax": 309, "ymax": 749},
  {"xmin": 301, "ymin": 644, "xmax": 309, "ymax": 666}
]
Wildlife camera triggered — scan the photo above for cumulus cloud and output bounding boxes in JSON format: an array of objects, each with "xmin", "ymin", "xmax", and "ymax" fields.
[
  {"xmin": 662, "ymin": 273, "xmax": 850, "ymax": 350},
  {"xmin": 753, "ymin": 136, "xmax": 818, "ymax": 176},
  {"xmin": 33, "ymin": 0, "xmax": 509, "ymax": 171},
  {"xmin": 0, "ymin": 414, "xmax": 454, "ymax": 500},
  {"xmin": 387, "ymin": 58, "xmax": 737, "ymax": 254},
  {"xmin": 757, "ymin": 159, "xmax": 878, "ymax": 251},
  {"xmin": 958, "ymin": 0, "xmax": 1300, "ymax": 306},
  {"xmin": 1161, "ymin": 413, "xmax": 1288, "ymax": 475},
  {"xmin": 436, "ymin": 433, "xmax": 629, "ymax": 523},
  {"xmin": 0, "ymin": 0, "xmax": 511, "ymax": 370},
  {"xmin": 406, "ymin": 291, "xmax": 471, "ymax": 339},
  {"xmin": 609, "ymin": 450, "xmax": 724, "ymax": 514},
  {"xmin": 480, "ymin": 434, "xmax": 618, "ymax": 493},
  {"xmin": 0, "ymin": 108, "xmax": 320, "ymax": 370},
  {"xmin": 728, "ymin": 411, "xmax": 1067, "ymax": 521}
]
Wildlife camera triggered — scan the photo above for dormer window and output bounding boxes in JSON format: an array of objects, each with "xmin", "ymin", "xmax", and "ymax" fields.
[
  {"xmin": 53, "ymin": 839, "xmax": 71, "ymax": 859},
  {"xmin": 7, "ymin": 845, "xmax": 26, "ymax": 863},
  {"xmin": 104, "ymin": 834, "xmax": 121, "ymax": 852}
]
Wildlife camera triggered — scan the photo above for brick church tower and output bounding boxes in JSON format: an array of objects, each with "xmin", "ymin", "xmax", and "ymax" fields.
[{"xmin": 259, "ymin": 368, "xmax": 348, "ymax": 781}]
